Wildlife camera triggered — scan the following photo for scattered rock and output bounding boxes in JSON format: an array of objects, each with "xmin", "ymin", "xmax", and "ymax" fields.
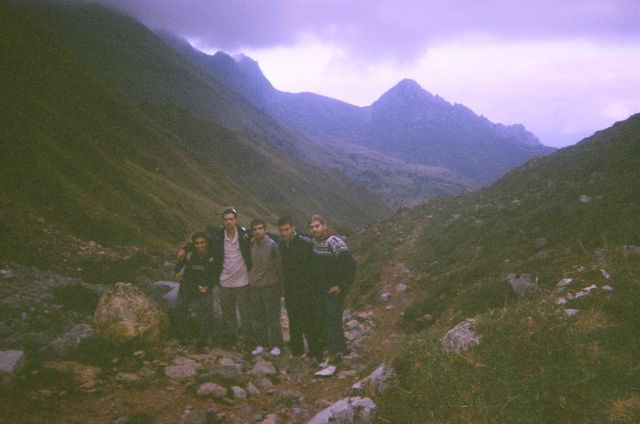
[
  {"xmin": 555, "ymin": 297, "xmax": 568, "ymax": 305},
  {"xmin": 94, "ymin": 282, "xmax": 168, "ymax": 345},
  {"xmin": 42, "ymin": 360, "xmax": 101, "ymax": 391},
  {"xmin": 352, "ymin": 363, "xmax": 394, "ymax": 395},
  {"xmin": 214, "ymin": 357, "xmax": 243, "ymax": 381},
  {"xmin": 601, "ymin": 269, "xmax": 611, "ymax": 280},
  {"xmin": 579, "ymin": 194, "xmax": 592, "ymax": 203},
  {"xmin": 116, "ymin": 372, "xmax": 142, "ymax": 384},
  {"xmin": 231, "ymin": 385, "xmax": 247, "ymax": 399},
  {"xmin": 196, "ymin": 382, "xmax": 227, "ymax": 398},
  {"xmin": 534, "ymin": 238, "xmax": 547, "ymax": 249},
  {"xmin": 0, "ymin": 350, "xmax": 26, "ymax": 390},
  {"xmin": 563, "ymin": 309, "xmax": 580, "ymax": 318},
  {"xmin": 505, "ymin": 273, "xmax": 538, "ymax": 297},
  {"xmin": 602, "ymin": 285, "xmax": 614, "ymax": 291},
  {"xmin": 395, "ymin": 283, "xmax": 408, "ymax": 293},
  {"xmin": 556, "ymin": 278, "xmax": 574, "ymax": 289},
  {"xmin": 258, "ymin": 413, "xmax": 279, "ymax": 424},
  {"xmin": 0, "ymin": 269, "xmax": 16, "ymax": 280},
  {"xmin": 345, "ymin": 320, "xmax": 359, "ymax": 331},
  {"xmin": 254, "ymin": 377, "xmax": 274, "ymax": 391},
  {"xmin": 165, "ymin": 359, "xmax": 200, "ymax": 380},
  {"xmin": 178, "ymin": 409, "xmax": 222, "ymax": 424},
  {"xmin": 246, "ymin": 382, "xmax": 260, "ymax": 397},
  {"xmin": 307, "ymin": 396, "xmax": 376, "ymax": 424},
  {"xmin": 442, "ymin": 319, "xmax": 481, "ymax": 353},
  {"xmin": 250, "ymin": 358, "xmax": 276, "ymax": 377},
  {"xmin": 49, "ymin": 324, "xmax": 95, "ymax": 357},
  {"xmin": 380, "ymin": 292, "xmax": 391, "ymax": 302},
  {"xmin": 416, "ymin": 314, "xmax": 433, "ymax": 323}
]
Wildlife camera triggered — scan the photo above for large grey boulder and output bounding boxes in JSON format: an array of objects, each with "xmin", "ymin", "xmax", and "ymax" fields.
[
  {"xmin": 505, "ymin": 273, "xmax": 538, "ymax": 297},
  {"xmin": 442, "ymin": 318, "xmax": 481, "ymax": 353},
  {"xmin": 214, "ymin": 357, "xmax": 243, "ymax": 381},
  {"xmin": 0, "ymin": 350, "xmax": 25, "ymax": 390},
  {"xmin": 165, "ymin": 357, "xmax": 201, "ymax": 380},
  {"xmin": 250, "ymin": 358, "xmax": 276, "ymax": 377},
  {"xmin": 94, "ymin": 282, "xmax": 168, "ymax": 345},
  {"xmin": 307, "ymin": 397, "xmax": 376, "ymax": 424},
  {"xmin": 151, "ymin": 280, "xmax": 180, "ymax": 307}
]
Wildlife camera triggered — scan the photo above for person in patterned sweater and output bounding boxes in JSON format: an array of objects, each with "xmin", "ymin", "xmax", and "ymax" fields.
[{"xmin": 308, "ymin": 215, "xmax": 357, "ymax": 376}]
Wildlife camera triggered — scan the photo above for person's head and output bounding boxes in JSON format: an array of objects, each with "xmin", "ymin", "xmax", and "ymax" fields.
[
  {"xmin": 191, "ymin": 232, "xmax": 209, "ymax": 255},
  {"xmin": 222, "ymin": 206, "xmax": 238, "ymax": 230},
  {"xmin": 308, "ymin": 214, "xmax": 327, "ymax": 239},
  {"xmin": 250, "ymin": 218, "xmax": 266, "ymax": 241},
  {"xmin": 277, "ymin": 216, "xmax": 296, "ymax": 242}
]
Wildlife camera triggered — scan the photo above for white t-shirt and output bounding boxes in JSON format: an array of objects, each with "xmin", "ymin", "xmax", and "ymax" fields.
[{"xmin": 219, "ymin": 229, "xmax": 249, "ymax": 288}]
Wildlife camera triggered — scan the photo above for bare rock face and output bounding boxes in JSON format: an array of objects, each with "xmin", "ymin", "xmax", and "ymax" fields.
[
  {"xmin": 0, "ymin": 350, "xmax": 26, "ymax": 390},
  {"xmin": 307, "ymin": 397, "xmax": 376, "ymax": 424},
  {"xmin": 442, "ymin": 318, "xmax": 481, "ymax": 353},
  {"xmin": 94, "ymin": 282, "xmax": 168, "ymax": 345},
  {"xmin": 352, "ymin": 363, "xmax": 394, "ymax": 395}
]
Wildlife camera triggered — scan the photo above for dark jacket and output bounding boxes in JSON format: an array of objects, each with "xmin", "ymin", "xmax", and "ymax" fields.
[
  {"xmin": 175, "ymin": 251, "xmax": 217, "ymax": 291},
  {"xmin": 279, "ymin": 233, "xmax": 315, "ymax": 295},
  {"xmin": 311, "ymin": 235, "xmax": 357, "ymax": 293},
  {"xmin": 186, "ymin": 225, "xmax": 252, "ymax": 283}
]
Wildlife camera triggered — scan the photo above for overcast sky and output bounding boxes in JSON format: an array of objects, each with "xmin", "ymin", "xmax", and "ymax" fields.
[{"xmin": 91, "ymin": 0, "xmax": 640, "ymax": 147}]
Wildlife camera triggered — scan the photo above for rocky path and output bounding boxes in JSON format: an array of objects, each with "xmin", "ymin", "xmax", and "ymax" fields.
[{"xmin": 0, "ymin": 223, "xmax": 425, "ymax": 424}]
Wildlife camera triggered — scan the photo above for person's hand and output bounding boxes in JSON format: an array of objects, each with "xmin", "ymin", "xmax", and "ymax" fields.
[
  {"xmin": 177, "ymin": 248, "xmax": 187, "ymax": 261},
  {"xmin": 175, "ymin": 273, "xmax": 182, "ymax": 283},
  {"xmin": 328, "ymin": 285, "xmax": 340, "ymax": 295}
]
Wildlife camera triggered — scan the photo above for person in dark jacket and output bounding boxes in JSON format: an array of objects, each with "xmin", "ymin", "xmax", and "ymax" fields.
[
  {"xmin": 277, "ymin": 216, "xmax": 322, "ymax": 360},
  {"xmin": 178, "ymin": 207, "xmax": 253, "ymax": 347},
  {"xmin": 174, "ymin": 232, "xmax": 217, "ymax": 347},
  {"xmin": 308, "ymin": 215, "xmax": 356, "ymax": 376}
]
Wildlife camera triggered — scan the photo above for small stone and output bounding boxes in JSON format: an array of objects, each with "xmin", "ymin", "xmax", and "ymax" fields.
[
  {"xmin": 380, "ymin": 292, "xmax": 391, "ymax": 302},
  {"xmin": 563, "ymin": 309, "xmax": 580, "ymax": 318},
  {"xmin": 231, "ymin": 385, "xmax": 247, "ymax": 399},
  {"xmin": 395, "ymin": 283, "xmax": 408, "ymax": 293},
  {"xmin": 556, "ymin": 278, "xmax": 574, "ymax": 289},
  {"xmin": 442, "ymin": 319, "xmax": 480, "ymax": 353},
  {"xmin": 506, "ymin": 273, "xmax": 538, "ymax": 297},
  {"xmin": 555, "ymin": 297, "xmax": 568, "ymax": 305},
  {"xmin": 0, "ymin": 350, "xmax": 26, "ymax": 389},
  {"xmin": 254, "ymin": 377, "xmax": 274, "ymax": 391},
  {"xmin": 116, "ymin": 372, "xmax": 142, "ymax": 384},
  {"xmin": 602, "ymin": 285, "xmax": 614, "ymax": 291},
  {"xmin": 307, "ymin": 396, "xmax": 376, "ymax": 424},
  {"xmin": 250, "ymin": 359, "xmax": 276, "ymax": 377},
  {"xmin": 214, "ymin": 357, "xmax": 243, "ymax": 381},
  {"xmin": 579, "ymin": 194, "xmax": 592, "ymax": 203},
  {"xmin": 600, "ymin": 269, "xmax": 611, "ymax": 280},
  {"xmin": 258, "ymin": 414, "xmax": 279, "ymax": 424},
  {"xmin": 165, "ymin": 360, "xmax": 200, "ymax": 380},
  {"xmin": 574, "ymin": 291, "xmax": 588, "ymax": 299},
  {"xmin": 196, "ymin": 382, "xmax": 227, "ymax": 398},
  {"xmin": 50, "ymin": 324, "xmax": 95, "ymax": 357},
  {"xmin": 583, "ymin": 284, "xmax": 598, "ymax": 292},
  {"xmin": 352, "ymin": 363, "xmax": 394, "ymax": 395},
  {"xmin": 416, "ymin": 314, "xmax": 433, "ymax": 323},
  {"xmin": 246, "ymin": 382, "xmax": 260, "ymax": 397},
  {"xmin": 0, "ymin": 269, "xmax": 15, "ymax": 280}
]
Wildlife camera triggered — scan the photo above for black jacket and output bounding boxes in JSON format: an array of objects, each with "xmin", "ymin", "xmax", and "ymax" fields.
[
  {"xmin": 279, "ymin": 233, "xmax": 315, "ymax": 295},
  {"xmin": 185, "ymin": 225, "xmax": 252, "ymax": 283},
  {"xmin": 175, "ymin": 251, "xmax": 217, "ymax": 291}
]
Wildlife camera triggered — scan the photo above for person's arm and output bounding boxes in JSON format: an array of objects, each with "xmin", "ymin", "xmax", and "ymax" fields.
[{"xmin": 174, "ymin": 257, "xmax": 187, "ymax": 283}]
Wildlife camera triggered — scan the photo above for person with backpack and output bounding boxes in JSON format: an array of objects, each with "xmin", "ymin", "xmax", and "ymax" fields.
[
  {"xmin": 174, "ymin": 232, "xmax": 217, "ymax": 348},
  {"xmin": 308, "ymin": 214, "xmax": 357, "ymax": 377}
]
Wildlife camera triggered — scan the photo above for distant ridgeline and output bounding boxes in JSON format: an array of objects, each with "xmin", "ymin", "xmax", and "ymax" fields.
[{"xmin": 162, "ymin": 34, "xmax": 555, "ymax": 204}]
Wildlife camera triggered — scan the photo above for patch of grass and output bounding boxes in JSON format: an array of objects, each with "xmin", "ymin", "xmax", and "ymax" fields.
[{"xmin": 51, "ymin": 285, "xmax": 101, "ymax": 315}]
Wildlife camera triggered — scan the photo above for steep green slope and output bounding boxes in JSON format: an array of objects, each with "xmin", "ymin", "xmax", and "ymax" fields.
[
  {"xmin": 350, "ymin": 115, "xmax": 639, "ymax": 422},
  {"xmin": 0, "ymin": 4, "xmax": 388, "ymax": 270}
]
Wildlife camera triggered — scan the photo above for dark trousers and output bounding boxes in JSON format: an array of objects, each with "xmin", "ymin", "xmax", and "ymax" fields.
[
  {"xmin": 174, "ymin": 286, "xmax": 212, "ymax": 342},
  {"xmin": 219, "ymin": 285, "xmax": 250, "ymax": 344},
  {"xmin": 321, "ymin": 292, "xmax": 347, "ymax": 355},
  {"xmin": 285, "ymin": 291, "xmax": 322, "ymax": 359},
  {"xmin": 249, "ymin": 284, "xmax": 283, "ymax": 348}
]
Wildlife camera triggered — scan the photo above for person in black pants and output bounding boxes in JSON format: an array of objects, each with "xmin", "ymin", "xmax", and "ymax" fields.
[
  {"xmin": 277, "ymin": 216, "xmax": 322, "ymax": 361},
  {"xmin": 174, "ymin": 232, "xmax": 217, "ymax": 348}
]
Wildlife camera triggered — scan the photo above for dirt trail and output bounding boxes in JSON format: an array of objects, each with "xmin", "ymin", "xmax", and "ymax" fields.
[{"xmin": 1, "ymin": 223, "xmax": 425, "ymax": 424}]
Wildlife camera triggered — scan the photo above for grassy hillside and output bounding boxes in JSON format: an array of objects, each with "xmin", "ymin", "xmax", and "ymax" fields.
[
  {"xmin": 349, "ymin": 115, "xmax": 639, "ymax": 422},
  {"xmin": 0, "ymin": 3, "xmax": 389, "ymax": 271}
]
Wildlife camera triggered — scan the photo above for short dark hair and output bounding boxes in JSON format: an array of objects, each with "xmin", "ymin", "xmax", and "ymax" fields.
[
  {"xmin": 308, "ymin": 214, "xmax": 325, "ymax": 226},
  {"xmin": 222, "ymin": 206, "xmax": 237, "ymax": 217},
  {"xmin": 191, "ymin": 231, "xmax": 209, "ymax": 243},
  {"xmin": 250, "ymin": 218, "xmax": 266, "ymax": 229},
  {"xmin": 277, "ymin": 216, "xmax": 294, "ymax": 227}
]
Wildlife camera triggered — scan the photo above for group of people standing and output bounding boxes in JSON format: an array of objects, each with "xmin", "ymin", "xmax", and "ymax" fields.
[{"xmin": 174, "ymin": 207, "xmax": 356, "ymax": 376}]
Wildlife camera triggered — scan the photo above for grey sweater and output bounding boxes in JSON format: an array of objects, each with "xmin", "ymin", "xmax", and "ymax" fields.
[{"xmin": 248, "ymin": 236, "xmax": 282, "ymax": 288}]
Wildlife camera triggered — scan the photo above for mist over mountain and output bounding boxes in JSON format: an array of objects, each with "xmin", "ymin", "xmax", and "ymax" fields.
[{"xmin": 162, "ymin": 36, "xmax": 554, "ymax": 199}]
